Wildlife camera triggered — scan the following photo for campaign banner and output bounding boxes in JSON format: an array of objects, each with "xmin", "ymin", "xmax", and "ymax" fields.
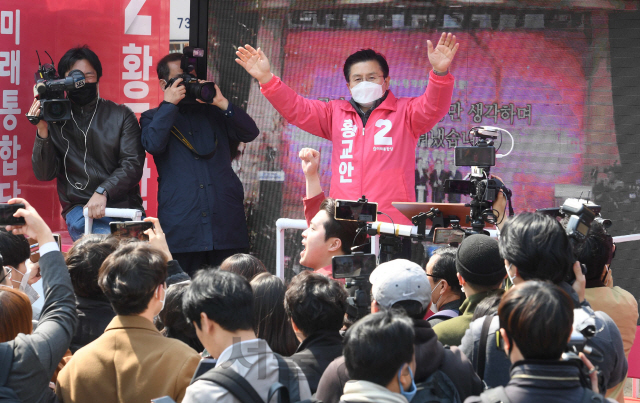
[{"xmin": 0, "ymin": 0, "xmax": 168, "ymax": 235}]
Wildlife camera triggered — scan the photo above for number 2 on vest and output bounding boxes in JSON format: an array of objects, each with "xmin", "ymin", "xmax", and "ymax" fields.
[{"xmin": 374, "ymin": 119, "xmax": 392, "ymax": 146}]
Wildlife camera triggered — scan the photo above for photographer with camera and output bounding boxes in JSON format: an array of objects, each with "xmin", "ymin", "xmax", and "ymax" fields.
[
  {"xmin": 316, "ymin": 259, "xmax": 482, "ymax": 403},
  {"xmin": 467, "ymin": 281, "xmax": 615, "ymax": 403},
  {"xmin": 563, "ymin": 219, "xmax": 637, "ymax": 403},
  {"xmin": 140, "ymin": 51, "xmax": 260, "ymax": 275},
  {"xmin": 29, "ymin": 46, "xmax": 146, "ymax": 241},
  {"xmin": 459, "ymin": 213, "xmax": 627, "ymax": 396},
  {"xmin": 237, "ymin": 34, "xmax": 458, "ymax": 228}
]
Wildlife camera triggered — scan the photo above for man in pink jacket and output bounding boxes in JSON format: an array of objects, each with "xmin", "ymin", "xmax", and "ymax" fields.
[{"xmin": 236, "ymin": 33, "xmax": 459, "ymax": 225}]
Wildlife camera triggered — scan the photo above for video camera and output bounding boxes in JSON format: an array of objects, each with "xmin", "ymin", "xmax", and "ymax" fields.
[
  {"xmin": 562, "ymin": 307, "xmax": 604, "ymax": 391},
  {"xmin": 27, "ymin": 51, "xmax": 86, "ymax": 124},
  {"xmin": 443, "ymin": 126, "xmax": 513, "ymax": 236},
  {"xmin": 165, "ymin": 47, "xmax": 216, "ymax": 104},
  {"xmin": 332, "ymin": 252, "xmax": 376, "ymax": 322},
  {"xmin": 537, "ymin": 198, "xmax": 607, "ymax": 284}
]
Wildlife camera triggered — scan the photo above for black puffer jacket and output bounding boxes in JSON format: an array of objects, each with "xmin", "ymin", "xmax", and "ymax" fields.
[
  {"xmin": 465, "ymin": 360, "xmax": 617, "ymax": 403},
  {"xmin": 316, "ymin": 319, "xmax": 483, "ymax": 403},
  {"xmin": 32, "ymin": 97, "xmax": 145, "ymax": 216}
]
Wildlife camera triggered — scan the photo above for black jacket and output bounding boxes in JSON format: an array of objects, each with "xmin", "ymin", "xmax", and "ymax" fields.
[
  {"xmin": 70, "ymin": 296, "xmax": 115, "ymax": 354},
  {"xmin": 289, "ymin": 330, "xmax": 343, "ymax": 394},
  {"xmin": 4, "ymin": 250, "xmax": 77, "ymax": 403},
  {"xmin": 465, "ymin": 360, "xmax": 617, "ymax": 403},
  {"xmin": 32, "ymin": 97, "xmax": 145, "ymax": 217},
  {"xmin": 316, "ymin": 319, "xmax": 483, "ymax": 403},
  {"xmin": 140, "ymin": 102, "xmax": 259, "ymax": 253}
]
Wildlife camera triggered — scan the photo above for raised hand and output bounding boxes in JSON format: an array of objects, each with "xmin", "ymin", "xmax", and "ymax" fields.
[
  {"xmin": 235, "ymin": 45, "xmax": 273, "ymax": 84},
  {"xmin": 163, "ymin": 78, "xmax": 186, "ymax": 105},
  {"xmin": 5, "ymin": 198, "xmax": 55, "ymax": 245},
  {"xmin": 299, "ymin": 148, "xmax": 320, "ymax": 178},
  {"xmin": 144, "ymin": 217, "xmax": 172, "ymax": 261},
  {"xmin": 427, "ymin": 32, "xmax": 460, "ymax": 74}
]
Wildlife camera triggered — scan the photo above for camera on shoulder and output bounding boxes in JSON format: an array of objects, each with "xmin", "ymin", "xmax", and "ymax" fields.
[{"xmin": 166, "ymin": 47, "xmax": 216, "ymax": 104}]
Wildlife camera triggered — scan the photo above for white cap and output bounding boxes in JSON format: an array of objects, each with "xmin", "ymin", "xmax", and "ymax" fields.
[{"xmin": 370, "ymin": 259, "xmax": 431, "ymax": 310}]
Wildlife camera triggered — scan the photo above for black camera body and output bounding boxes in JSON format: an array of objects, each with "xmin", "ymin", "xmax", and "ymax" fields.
[
  {"xmin": 165, "ymin": 47, "xmax": 216, "ymax": 104},
  {"xmin": 28, "ymin": 51, "xmax": 86, "ymax": 124},
  {"xmin": 444, "ymin": 127, "xmax": 511, "ymax": 235}
]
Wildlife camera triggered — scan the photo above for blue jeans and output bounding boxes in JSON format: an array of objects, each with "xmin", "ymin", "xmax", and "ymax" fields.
[{"xmin": 65, "ymin": 205, "xmax": 119, "ymax": 241}]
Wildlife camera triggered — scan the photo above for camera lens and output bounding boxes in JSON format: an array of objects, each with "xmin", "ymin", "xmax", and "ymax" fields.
[
  {"xmin": 48, "ymin": 102, "xmax": 65, "ymax": 119},
  {"xmin": 198, "ymin": 83, "xmax": 216, "ymax": 103}
]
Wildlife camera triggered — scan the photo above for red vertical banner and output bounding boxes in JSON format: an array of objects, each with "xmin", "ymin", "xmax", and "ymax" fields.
[{"xmin": 0, "ymin": 0, "xmax": 168, "ymax": 232}]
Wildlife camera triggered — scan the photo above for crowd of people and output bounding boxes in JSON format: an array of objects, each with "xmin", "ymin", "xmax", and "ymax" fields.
[
  {"xmin": 5, "ymin": 31, "xmax": 636, "ymax": 403},
  {"xmin": 0, "ymin": 192, "xmax": 636, "ymax": 403}
]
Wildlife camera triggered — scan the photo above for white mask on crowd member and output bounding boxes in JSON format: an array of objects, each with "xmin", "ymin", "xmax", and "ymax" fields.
[
  {"xmin": 350, "ymin": 81, "xmax": 384, "ymax": 107},
  {"xmin": 13, "ymin": 265, "xmax": 40, "ymax": 304},
  {"xmin": 429, "ymin": 280, "xmax": 444, "ymax": 314}
]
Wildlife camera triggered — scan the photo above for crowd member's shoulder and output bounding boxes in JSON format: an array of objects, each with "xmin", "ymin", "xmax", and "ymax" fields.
[{"xmin": 316, "ymin": 356, "xmax": 349, "ymax": 403}]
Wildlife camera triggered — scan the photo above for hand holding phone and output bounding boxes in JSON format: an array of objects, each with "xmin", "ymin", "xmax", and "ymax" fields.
[
  {"xmin": 4, "ymin": 199, "xmax": 55, "ymax": 246},
  {"xmin": 0, "ymin": 203, "xmax": 26, "ymax": 226},
  {"xmin": 110, "ymin": 221, "xmax": 154, "ymax": 241},
  {"xmin": 144, "ymin": 217, "xmax": 172, "ymax": 260}
]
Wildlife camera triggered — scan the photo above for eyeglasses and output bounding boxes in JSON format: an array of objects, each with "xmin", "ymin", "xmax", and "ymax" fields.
[{"xmin": 0, "ymin": 267, "xmax": 12, "ymax": 284}]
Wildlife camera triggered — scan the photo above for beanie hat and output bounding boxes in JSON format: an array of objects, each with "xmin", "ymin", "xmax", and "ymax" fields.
[{"xmin": 456, "ymin": 235, "xmax": 505, "ymax": 286}]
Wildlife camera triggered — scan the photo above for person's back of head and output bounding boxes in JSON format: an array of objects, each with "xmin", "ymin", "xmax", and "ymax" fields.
[
  {"xmin": 0, "ymin": 287, "xmax": 32, "ymax": 342},
  {"xmin": 156, "ymin": 282, "xmax": 203, "ymax": 352},
  {"xmin": 561, "ymin": 219, "xmax": 613, "ymax": 287},
  {"xmin": 98, "ymin": 243, "xmax": 167, "ymax": 315},
  {"xmin": 284, "ymin": 270, "xmax": 347, "ymax": 339},
  {"xmin": 219, "ymin": 253, "xmax": 267, "ymax": 282},
  {"xmin": 182, "ymin": 269, "xmax": 254, "ymax": 357},
  {"xmin": 343, "ymin": 309, "xmax": 415, "ymax": 390},
  {"xmin": 455, "ymin": 235, "xmax": 506, "ymax": 293},
  {"xmin": 370, "ymin": 259, "xmax": 431, "ymax": 320},
  {"xmin": 250, "ymin": 272, "xmax": 298, "ymax": 356},
  {"xmin": 499, "ymin": 212, "xmax": 574, "ymax": 284},
  {"xmin": 498, "ymin": 281, "xmax": 573, "ymax": 361},
  {"xmin": 66, "ymin": 234, "xmax": 119, "ymax": 302}
]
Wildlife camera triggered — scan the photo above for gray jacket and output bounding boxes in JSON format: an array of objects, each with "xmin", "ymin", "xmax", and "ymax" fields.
[
  {"xmin": 460, "ymin": 305, "xmax": 627, "ymax": 393},
  {"xmin": 4, "ymin": 250, "xmax": 78, "ymax": 402}
]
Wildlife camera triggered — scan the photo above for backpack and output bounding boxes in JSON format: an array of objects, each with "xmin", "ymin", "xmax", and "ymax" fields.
[
  {"xmin": 479, "ymin": 386, "xmax": 605, "ymax": 403},
  {"xmin": 0, "ymin": 343, "xmax": 20, "ymax": 402},
  {"xmin": 191, "ymin": 353, "xmax": 317, "ymax": 403},
  {"xmin": 427, "ymin": 310, "xmax": 460, "ymax": 323},
  {"xmin": 412, "ymin": 369, "xmax": 461, "ymax": 403}
]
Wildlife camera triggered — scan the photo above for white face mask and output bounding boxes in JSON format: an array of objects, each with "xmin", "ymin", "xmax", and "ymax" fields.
[
  {"xmin": 14, "ymin": 266, "xmax": 40, "ymax": 304},
  {"xmin": 430, "ymin": 280, "xmax": 444, "ymax": 314},
  {"xmin": 158, "ymin": 285, "xmax": 166, "ymax": 311},
  {"xmin": 350, "ymin": 81, "xmax": 384, "ymax": 107}
]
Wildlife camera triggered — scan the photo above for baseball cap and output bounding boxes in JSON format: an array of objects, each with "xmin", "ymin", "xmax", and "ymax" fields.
[{"xmin": 370, "ymin": 259, "xmax": 431, "ymax": 310}]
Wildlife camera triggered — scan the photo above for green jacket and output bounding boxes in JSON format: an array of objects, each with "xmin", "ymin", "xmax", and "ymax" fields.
[{"xmin": 432, "ymin": 289, "xmax": 502, "ymax": 346}]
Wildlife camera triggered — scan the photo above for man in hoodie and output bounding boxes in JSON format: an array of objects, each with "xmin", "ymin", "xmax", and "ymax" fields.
[
  {"xmin": 340, "ymin": 309, "xmax": 417, "ymax": 403},
  {"xmin": 316, "ymin": 259, "xmax": 482, "ymax": 403},
  {"xmin": 236, "ymin": 34, "xmax": 459, "ymax": 227}
]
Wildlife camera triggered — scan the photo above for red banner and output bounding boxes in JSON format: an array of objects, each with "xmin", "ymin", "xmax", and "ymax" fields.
[{"xmin": 0, "ymin": 0, "xmax": 168, "ymax": 236}]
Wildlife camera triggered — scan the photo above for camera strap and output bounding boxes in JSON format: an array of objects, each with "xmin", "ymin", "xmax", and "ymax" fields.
[{"xmin": 170, "ymin": 125, "xmax": 217, "ymax": 159}]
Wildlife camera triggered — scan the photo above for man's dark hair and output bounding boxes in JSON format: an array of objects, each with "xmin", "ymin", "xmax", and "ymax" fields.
[
  {"xmin": 319, "ymin": 198, "xmax": 363, "ymax": 255},
  {"xmin": 98, "ymin": 243, "xmax": 167, "ymax": 315},
  {"xmin": 58, "ymin": 45, "xmax": 103, "ymax": 80},
  {"xmin": 251, "ymin": 273, "xmax": 299, "ymax": 356},
  {"xmin": 156, "ymin": 283, "xmax": 204, "ymax": 352},
  {"xmin": 66, "ymin": 234, "xmax": 119, "ymax": 301},
  {"xmin": 343, "ymin": 49, "xmax": 389, "ymax": 82},
  {"xmin": 499, "ymin": 212, "xmax": 575, "ymax": 284},
  {"xmin": 562, "ymin": 219, "xmax": 613, "ymax": 283},
  {"xmin": 430, "ymin": 246, "xmax": 461, "ymax": 293},
  {"xmin": 157, "ymin": 53, "xmax": 184, "ymax": 82},
  {"xmin": 499, "ymin": 281, "xmax": 573, "ymax": 360},
  {"xmin": 220, "ymin": 253, "xmax": 267, "ymax": 282},
  {"xmin": 391, "ymin": 300, "xmax": 427, "ymax": 320},
  {"xmin": 183, "ymin": 269, "xmax": 254, "ymax": 332},
  {"xmin": 284, "ymin": 270, "xmax": 347, "ymax": 337},
  {"xmin": 343, "ymin": 309, "xmax": 414, "ymax": 386},
  {"xmin": 0, "ymin": 230, "xmax": 29, "ymax": 268}
]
